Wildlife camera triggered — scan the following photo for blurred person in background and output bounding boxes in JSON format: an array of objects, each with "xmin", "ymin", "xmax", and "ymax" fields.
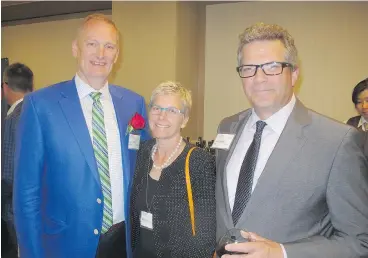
[
  {"xmin": 346, "ymin": 77, "xmax": 368, "ymax": 131},
  {"xmin": 2, "ymin": 62, "xmax": 33, "ymax": 258}
]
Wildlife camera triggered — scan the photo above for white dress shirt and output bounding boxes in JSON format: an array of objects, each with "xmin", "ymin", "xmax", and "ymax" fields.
[
  {"xmin": 226, "ymin": 95, "xmax": 296, "ymax": 258},
  {"xmin": 227, "ymin": 94, "xmax": 296, "ymax": 210},
  {"xmin": 358, "ymin": 116, "xmax": 368, "ymax": 131},
  {"xmin": 7, "ymin": 98, "xmax": 23, "ymax": 116},
  {"xmin": 75, "ymin": 74, "xmax": 125, "ymax": 224}
]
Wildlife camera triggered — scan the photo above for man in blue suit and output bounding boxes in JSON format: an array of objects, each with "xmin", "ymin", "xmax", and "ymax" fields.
[
  {"xmin": 14, "ymin": 14, "xmax": 150, "ymax": 258},
  {"xmin": 2, "ymin": 62, "xmax": 33, "ymax": 258}
]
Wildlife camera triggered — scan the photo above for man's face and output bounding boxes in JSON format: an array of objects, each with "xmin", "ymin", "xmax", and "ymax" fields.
[
  {"xmin": 72, "ymin": 20, "xmax": 119, "ymax": 84},
  {"xmin": 355, "ymin": 89, "xmax": 368, "ymax": 120},
  {"xmin": 240, "ymin": 40, "xmax": 299, "ymax": 119}
]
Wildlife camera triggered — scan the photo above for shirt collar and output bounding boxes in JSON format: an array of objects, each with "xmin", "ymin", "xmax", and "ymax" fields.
[
  {"xmin": 248, "ymin": 94, "xmax": 296, "ymax": 135},
  {"xmin": 7, "ymin": 98, "xmax": 23, "ymax": 116},
  {"xmin": 74, "ymin": 73, "xmax": 109, "ymax": 100},
  {"xmin": 358, "ymin": 116, "xmax": 368, "ymax": 128}
]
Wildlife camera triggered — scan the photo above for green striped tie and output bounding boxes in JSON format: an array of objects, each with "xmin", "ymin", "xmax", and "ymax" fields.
[{"xmin": 90, "ymin": 92, "xmax": 113, "ymax": 233}]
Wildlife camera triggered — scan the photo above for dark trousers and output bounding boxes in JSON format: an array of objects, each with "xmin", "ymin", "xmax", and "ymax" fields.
[
  {"xmin": 96, "ymin": 221, "xmax": 127, "ymax": 258},
  {"xmin": 2, "ymin": 219, "xmax": 17, "ymax": 258}
]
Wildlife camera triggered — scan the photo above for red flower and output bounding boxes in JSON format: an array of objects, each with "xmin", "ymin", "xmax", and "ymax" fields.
[{"xmin": 126, "ymin": 112, "xmax": 145, "ymax": 135}]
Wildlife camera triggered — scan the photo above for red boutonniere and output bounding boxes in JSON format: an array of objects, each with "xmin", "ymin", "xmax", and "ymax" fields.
[{"xmin": 126, "ymin": 112, "xmax": 145, "ymax": 135}]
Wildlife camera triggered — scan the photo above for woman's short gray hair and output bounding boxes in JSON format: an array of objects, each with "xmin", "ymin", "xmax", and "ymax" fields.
[
  {"xmin": 237, "ymin": 22, "xmax": 298, "ymax": 67},
  {"xmin": 150, "ymin": 81, "xmax": 192, "ymax": 116}
]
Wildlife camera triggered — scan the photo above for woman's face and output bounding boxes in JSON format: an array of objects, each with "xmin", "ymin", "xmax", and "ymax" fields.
[
  {"xmin": 356, "ymin": 89, "xmax": 368, "ymax": 120},
  {"xmin": 148, "ymin": 93, "xmax": 189, "ymax": 140}
]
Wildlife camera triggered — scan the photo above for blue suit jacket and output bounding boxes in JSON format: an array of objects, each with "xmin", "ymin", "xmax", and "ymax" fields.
[{"xmin": 13, "ymin": 79, "xmax": 150, "ymax": 258}]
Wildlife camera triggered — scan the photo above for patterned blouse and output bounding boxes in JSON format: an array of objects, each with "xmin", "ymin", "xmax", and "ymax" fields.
[{"xmin": 130, "ymin": 139, "xmax": 216, "ymax": 257}]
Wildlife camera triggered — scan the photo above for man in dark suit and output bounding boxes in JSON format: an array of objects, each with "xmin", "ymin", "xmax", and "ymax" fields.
[
  {"xmin": 14, "ymin": 14, "xmax": 150, "ymax": 258},
  {"xmin": 2, "ymin": 62, "xmax": 33, "ymax": 258},
  {"xmin": 215, "ymin": 23, "xmax": 368, "ymax": 258}
]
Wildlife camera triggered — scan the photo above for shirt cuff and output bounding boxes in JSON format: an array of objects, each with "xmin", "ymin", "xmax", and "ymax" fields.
[{"xmin": 280, "ymin": 244, "xmax": 287, "ymax": 258}]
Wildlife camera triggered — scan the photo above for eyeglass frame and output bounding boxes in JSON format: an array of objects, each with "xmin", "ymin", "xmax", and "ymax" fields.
[
  {"xmin": 148, "ymin": 103, "xmax": 185, "ymax": 116},
  {"xmin": 236, "ymin": 61, "xmax": 294, "ymax": 78}
]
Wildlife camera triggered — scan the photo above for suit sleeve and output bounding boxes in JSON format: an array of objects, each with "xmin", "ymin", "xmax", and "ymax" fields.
[
  {"xmin": 284, "ymin": 129, "xmax": 368, "ymax": 258},
  {"xmin": 2, "ymin": 116, "xmax": 15, "ymax": 216},
  {"xmin": 13, "ymin": 95, "xmax": 45, "ymax": 258}
]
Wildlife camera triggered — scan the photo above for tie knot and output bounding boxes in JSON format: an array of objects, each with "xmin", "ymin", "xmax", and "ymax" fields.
[
  {"xmin": 255, "ymin": 120, "xmax": 267, "ymax": 133},
  {"xmin": 90, "ymin": 92, "xmax": 102, "ymax": 102}
]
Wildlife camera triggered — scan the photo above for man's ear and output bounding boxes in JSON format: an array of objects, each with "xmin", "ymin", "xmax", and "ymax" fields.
[
  {"xmin": 113, "ymin": 48, "xmax": 119, "ymax": 64},
  {"xmin": 2, "ymin": 82, "xmax": 9, "ymax": 94},
  {"xmin": 355, "ymin": 105, "xmax": 360, "ymax": 114},
  {"xmin": 72, "ymin": 40, "xmax": 79, "ymax": 58},
  {"xmin": 291, "ymin": 66, "xmax": 299, "ymax": 87}
]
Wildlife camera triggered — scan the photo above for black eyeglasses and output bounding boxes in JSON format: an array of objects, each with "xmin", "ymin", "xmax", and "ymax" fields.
[{"xmin": 236, "ymin": 61, "xmax": 294, "ymax": 78}]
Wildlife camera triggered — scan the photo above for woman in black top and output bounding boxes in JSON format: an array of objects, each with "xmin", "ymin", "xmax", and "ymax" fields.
[{"xmin": 130, "ymin": 81, "xmax": 216, "ymax": 258}]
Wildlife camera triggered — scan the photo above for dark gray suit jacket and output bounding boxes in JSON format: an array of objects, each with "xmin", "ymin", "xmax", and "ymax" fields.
[
  {"xmin": 365, "ymin": 133, "xmax": 368, "ymax": 157},
  {"xmin": 346, "ymin": 115, "xmax": 368, "ymax": 157},
  {"xmin": 1, "ymin": 101, "xmax": 23, "ymax": 245},
  {"xmin": 216, "ymin": 100, "xmax": 368, "ymax": 258}
]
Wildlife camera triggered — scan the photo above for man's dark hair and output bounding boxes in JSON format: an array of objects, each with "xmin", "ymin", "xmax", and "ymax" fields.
[
  {"xmin": 352, "ymin": 78, "xmax": 368, "ymax": 105},
  {"xmin": 3, "ymin": 63, "xmax": 33, "ymax": 93}
]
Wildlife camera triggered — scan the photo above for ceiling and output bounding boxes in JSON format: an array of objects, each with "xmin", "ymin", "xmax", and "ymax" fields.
[{"xmin": 2, "ymin": 1, "xmax": 112, "ymax": 25}]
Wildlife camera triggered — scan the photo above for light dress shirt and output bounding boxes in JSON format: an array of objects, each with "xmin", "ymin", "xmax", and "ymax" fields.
[{"xmin": 75, "ymin": 74, "xmax": 124, "ymax": 224}]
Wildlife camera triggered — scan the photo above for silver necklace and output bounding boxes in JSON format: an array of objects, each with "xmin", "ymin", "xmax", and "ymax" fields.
[{"xmin": 151, "ymin": 137, "xmax": 183, "ymax": 170}]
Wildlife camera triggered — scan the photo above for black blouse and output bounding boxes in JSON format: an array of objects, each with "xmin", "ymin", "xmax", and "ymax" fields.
[
  {"xmin": 133, "ymin": 175, "xmax": 158, "ymax": 258},
  {"xmin": 130, "ymin": 139, "xmax": 216, "ymax": 258}
]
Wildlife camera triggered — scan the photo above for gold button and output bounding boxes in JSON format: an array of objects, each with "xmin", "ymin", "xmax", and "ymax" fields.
[{"xmin": 97, "ymin": 198, "xmax": 102, "ymax": 204}]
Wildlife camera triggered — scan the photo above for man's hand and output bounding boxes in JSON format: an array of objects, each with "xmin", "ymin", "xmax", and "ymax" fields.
[{"xmin": 222, "ymin": 231, "xmax": 284, "ymax": 258}]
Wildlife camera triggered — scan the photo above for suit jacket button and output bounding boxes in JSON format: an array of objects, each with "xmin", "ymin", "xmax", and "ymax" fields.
[
  {"xmin": 94, "ymin": 229, "xmax": 99, "ymax": 235},
  {"xmin": 97, "ymin": 198, "xmax": 102, "ymax": 204}
]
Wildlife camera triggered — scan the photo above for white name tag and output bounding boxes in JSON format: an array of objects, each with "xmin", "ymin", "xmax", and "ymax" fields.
[
  {"xmin": 128, "ymin": 134, "xmax": 141, "ymax": 150},
  {"xmin": 211, "ymin": 134, "xmax": 235, "ymax": 150},
  {"xmin": 140, "ymin": 211, "xmax": 153, "ymax": 230}
]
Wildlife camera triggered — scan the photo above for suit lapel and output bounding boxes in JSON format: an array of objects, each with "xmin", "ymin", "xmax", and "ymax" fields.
[
  {"xmin": 236, "ymin": 100, "xmax": 310, "ymax": 226},
  {"xmin": 219, "ymin": 110, "xmax": 252, "ymax": 227},
  {"xmin": 58, "ymin": 80, "xmax": 100, "ymax": 184}
]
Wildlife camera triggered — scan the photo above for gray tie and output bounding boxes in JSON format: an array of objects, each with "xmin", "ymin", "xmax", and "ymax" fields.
[{"xmin": 232, "ymin": 120, "xmax": 267, "ymax": 225}]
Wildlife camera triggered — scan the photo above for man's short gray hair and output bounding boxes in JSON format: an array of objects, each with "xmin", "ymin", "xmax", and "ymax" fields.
[{"xmin": 237, "ymin": 22, "xmax": 298, "ymax": 67}]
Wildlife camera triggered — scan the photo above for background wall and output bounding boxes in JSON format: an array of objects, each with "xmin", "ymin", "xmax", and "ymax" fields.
[
  {"xmin": 2, "ymin": 1, "xmax": 368, "ymax": 140},
  {"xmin": 2, "ymin": 2, "xmax": 204, "ymax": 138},
  {"xmin": 204, "ymin": 1, "xmax": 368, "ymax": 139},
  {"xmin": 111, "ymin": 2, "xmax": 203, "ymax": 138},
  {"xmin": 2, "ymin": 17, "xmax": 81, "ymax": 89}
]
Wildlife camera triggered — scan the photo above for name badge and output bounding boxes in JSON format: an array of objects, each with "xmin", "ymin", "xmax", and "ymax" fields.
[
  {"xmin": 140, "ymin": 211, "xmax": 153, "ymax": 230},
  {"xmin": 128, "ymin": 134, "xmax": 141, "ymax": 150},
  {"xmin": 211, "ymin": 134, "xmax": 235, "ymax": 150}
]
